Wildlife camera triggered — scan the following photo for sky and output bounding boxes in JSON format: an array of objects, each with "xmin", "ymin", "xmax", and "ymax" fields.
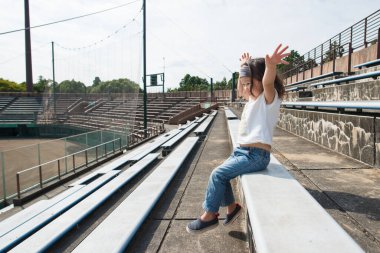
[{"xmin": 0, "ymin": 0, "xmax": 379, "ymax": 92}]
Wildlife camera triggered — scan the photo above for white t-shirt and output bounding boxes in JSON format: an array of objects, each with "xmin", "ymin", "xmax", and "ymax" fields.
[{"xmin": 237, "ymin": 90, "xmax": 282, "ymax": 146}]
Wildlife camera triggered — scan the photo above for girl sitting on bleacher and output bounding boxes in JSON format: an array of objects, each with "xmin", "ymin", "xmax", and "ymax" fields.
[{"xmin": 187, "ymin": 44, "xmax": 289, "ymax": 234}]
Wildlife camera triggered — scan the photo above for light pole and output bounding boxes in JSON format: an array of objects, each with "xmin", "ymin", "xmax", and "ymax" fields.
[
  {"xmin": 143, "ymin": 0, "xmax": 147, "ymax": 138},
  {"xmin": 24, "ymin": 0, "xmax": 33, "ymax": 92}
]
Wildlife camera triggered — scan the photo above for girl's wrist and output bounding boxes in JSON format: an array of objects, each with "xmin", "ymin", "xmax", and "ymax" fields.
[{"xmin": 266, "ymin": 63, "xmax": 277, "ymax": 69}]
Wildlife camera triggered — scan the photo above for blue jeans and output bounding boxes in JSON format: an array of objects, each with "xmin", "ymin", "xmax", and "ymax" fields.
[{"xmin": 202, "ymin": 146, "xmax": 270, "ymax": 213}]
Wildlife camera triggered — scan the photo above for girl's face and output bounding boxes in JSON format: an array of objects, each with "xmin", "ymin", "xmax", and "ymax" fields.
[{"xmin": 240, "ymin": 77, "xmax": 252, "ymax": 100}]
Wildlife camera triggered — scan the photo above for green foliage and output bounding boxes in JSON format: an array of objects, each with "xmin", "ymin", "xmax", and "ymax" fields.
[
  {"xmin": 166, "ymin": 87, "xmax": 177, "ymax": 93},
  {"xmin": 168, "ymin": 73, "xmax": 239, "ymax": 92},
  {"xmin": 92, "ymin": 77, "xmax": 101, "ymax": 86},
  {"xmin": 89, "ymin": 78, "xmax": 140, "ymax": 93},
  {"xmin": 0, "ymin": 78, "xmax": 26, "ymax": 92},
  {"xmin": 57, "ymin": 79, "xmax": 86, "ymax": 93},
  {"xmin": 33, "ymin": 76, "xmax": 51, "ymax": 93},
  {"xmin": 178, "ymin": 74, "xmax": 209, "ymax": 91},
  {"xmin": 323, "ymin": 41, "xmax": 344, "ymax": 63},
  {"xmin": 277, "ymin": 50, "xmax": 302, "ymax": 73},
  {"xmin": 214, "ymin": 77, "xmax": 228, "ymax": 90}
]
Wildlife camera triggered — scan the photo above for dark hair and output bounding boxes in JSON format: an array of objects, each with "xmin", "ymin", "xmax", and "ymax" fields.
[{"xmin": 247, "ymin": 57, "xmax": 285, "ymax": 99}]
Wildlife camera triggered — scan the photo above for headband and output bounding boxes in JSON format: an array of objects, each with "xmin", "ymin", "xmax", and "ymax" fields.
[{"xmin": 239, "ymin": 64, "xmax": 251, "ymax": 77}]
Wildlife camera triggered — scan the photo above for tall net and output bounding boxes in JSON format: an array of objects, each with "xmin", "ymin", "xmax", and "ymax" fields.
[{"xmin": 0, "ymin": 1, "xmax": 146, "ymax": 202}]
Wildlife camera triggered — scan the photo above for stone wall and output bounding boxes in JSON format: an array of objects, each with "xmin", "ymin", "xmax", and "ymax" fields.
[{"xmin": 278, "ymin": 109, "xmax": 378, "ymax": 166}]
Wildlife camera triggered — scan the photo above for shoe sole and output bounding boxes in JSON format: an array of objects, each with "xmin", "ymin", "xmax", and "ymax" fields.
[
  {"xmin": 186, "ymin": 222, "xmax": 219, "ymax": 234},
  {"xmin": 223, "ymin": 208, "xmax": 242, "ymax": 226}
]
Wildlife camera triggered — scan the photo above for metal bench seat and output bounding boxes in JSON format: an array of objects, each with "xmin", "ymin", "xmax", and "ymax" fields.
[
  {"xmin": 309, "ymin": 70, "xmax": 380, "ymax": 88},
  {"xmin": 0, "ymin": 171, "xmax": 119, "ymax": 252},
  {"xmin": 0, "ymin": 185, "xmax": 84, "ymax": 238},
  {"xmin": 195, "ymin": 114, "xmax": 208, "ymax": 123},
  {"xmin": 70, "ymin": 128, "xmax": 182, "ymax": 186},
  {"xmin": 285, "ymin": 86, "xmax": 307, "ymax": 92},
  {"xmin": 162, "ymin": 122, "xmax": 198, "ymax": 155},
  {"xmin": 353, "ymin": 58, "xmax": 380, "ymax": 69},
  {"xmin": 194, "ymin": 115, "xmax": 215, "ymax": 137},
  {"xmin": 225, "ymin": 107, "xmax": 238, "ymax": 119},
  {"xmin": 9, "ymin": 154, "xmax": 159, "ymax": 253},
  {"xmin": 285, "ymin": 71, "xmax": 343, "ymax": 87},
  {"xmin": 282, "ymin": 100, "xmax": 380, "ymax": 111},
  {"xmin": 71, "ymin": 137, "xmax": 199, "ymax": 253}
]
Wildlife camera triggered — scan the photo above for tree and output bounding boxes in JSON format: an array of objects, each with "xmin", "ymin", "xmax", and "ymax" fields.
[
  {"xmin": 277, "ymin": 49, "xmax": 303, "ymax": 74},
  {"xmin": 89, "ymin": 78, "xmax": 140, "ymax": 93},
  {"xmin": 57, "ymin": 79, "xmax": 86, "ymax": 93},
  {"xmin": 178, "ymin": 74, "xmax": 209, "ymax": 91},
  {"xmin": 33, "ymin": 76, "xmax": 51, "ymax": 93},
  {"xmin": 323, "ymin": 41, "xmax": 344, "ymax": 63},
  {"xmin": 93, "ymin": 77, "xmax": 101, "ymax": 86},
  {"xmin": 215, "ymin": 77, "xmax": 228, "ymax": 90},
  {"xmin": 0, "ymin": 78, "xmax": 26, "ymax": 92}
]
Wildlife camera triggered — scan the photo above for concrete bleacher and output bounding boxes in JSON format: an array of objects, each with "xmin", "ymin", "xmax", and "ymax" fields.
[
  {"xmin": 64, "ymin": 95, "xmax": 205, "ymax": 131},
  {"xmin": 279, "ymin": 66, "xmax": 380, "ymax": 166},
  {"xmin": 0, "ymin": 97, "xmax": 15, "ymax": 111},
  {"xmin": 224, "ymin": 107, "xmax": 364, "ymax": 252},
  {"xmin": 278, "ymin": 47, "xmax": 380, "ymax": 167},
  {"xmin": 0, "ymin": 93, "xmax": 207, "ymax": 132},
  {"xmin": 54, "ymin": 98, "xmax": 81, "ymax": 120},
  {"xmin": 0, "ymin": 97, "xmax": 43, "ymax": 124},
  {"xmin": 2, "ymin": 97, "xmax": 42, "ymax": 115}
]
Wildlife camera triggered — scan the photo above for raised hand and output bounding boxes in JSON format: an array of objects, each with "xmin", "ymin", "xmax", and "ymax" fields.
[
  {"xmin": 239, "ymin": 52, "xmax": 251, "ymax": 67},
  {"xmin": 265, "ymin": 44, "xmax": 290, "ymax": 67}
]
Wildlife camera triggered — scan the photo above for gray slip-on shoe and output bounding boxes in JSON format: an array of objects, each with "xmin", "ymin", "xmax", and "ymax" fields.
[
  {"xmin": 186, "ymin": 215, "xmax": 219, "ymax": 234},
  {"xmin": 223, "ymin": 203, "xmax": 242, "ymax": 226}
]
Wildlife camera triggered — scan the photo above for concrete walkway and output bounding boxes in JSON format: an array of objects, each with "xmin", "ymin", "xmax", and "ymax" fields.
[{"xmin": 272, "ymin": 128, "xmax": 380, "ymax": 252}]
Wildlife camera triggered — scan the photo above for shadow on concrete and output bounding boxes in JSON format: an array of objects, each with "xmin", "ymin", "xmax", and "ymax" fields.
[
  {"xmin": 228, "ymin": 230, "xmax": 247, "ymax": 241},
  {"xmin": 306, "ymin": 188, "xmax": 380, "ymax": 221}
]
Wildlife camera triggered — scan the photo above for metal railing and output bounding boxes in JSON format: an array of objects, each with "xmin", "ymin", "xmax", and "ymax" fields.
[
  {"xmin": 282, "ymin": 9, "xmax": 380, "ymax": 80},
  {"xmin": 126, "ymin": 124, "xmax": 164, "ymax": 146},
  {"xmin": 16, "ymin": 138, "xmax": 122, "ymax": 199}
]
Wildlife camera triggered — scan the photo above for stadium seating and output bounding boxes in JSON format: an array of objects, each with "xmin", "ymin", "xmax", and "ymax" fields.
[
  {"xmin": 70, "ymin": 137, "xmax": 199, "ymax": 253},
  {"xmin": 285, "ymin": 71, "xmax": 343, "ymax": 88},
  {"xmin": 8, "ymin": 154, "xmax": 159, "ymax": 253},
  {"xmin": 353, "ymin": 58, "xmax": 380, "ymax": 69}
]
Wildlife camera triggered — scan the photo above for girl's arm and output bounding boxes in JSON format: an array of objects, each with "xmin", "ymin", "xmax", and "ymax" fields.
[
  {"xmin": 263, "ymin": 44, "xmax": 290, "ymax": 104},
  {"xmin": 237, "ymin": 78, "xmax": 243, "ymax": 98}
]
